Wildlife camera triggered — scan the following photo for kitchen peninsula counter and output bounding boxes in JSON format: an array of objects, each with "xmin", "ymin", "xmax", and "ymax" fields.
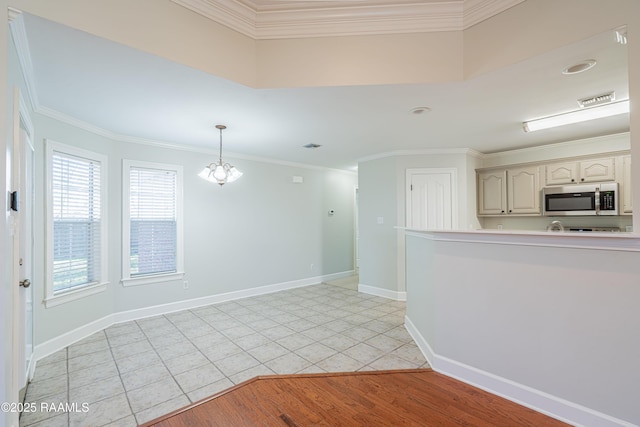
[
  {"xmin": 403, "ymin": 227, "xmax": 640, "ymax": 427},
  {"xmin": 404, "ymin": 227, "xmax": 640, "ymax": 252}
]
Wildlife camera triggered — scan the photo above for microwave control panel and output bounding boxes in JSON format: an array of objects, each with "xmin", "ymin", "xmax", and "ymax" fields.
[{"xmin": 600, "ymin": 190, "xmax": 615, "ymax": 210}]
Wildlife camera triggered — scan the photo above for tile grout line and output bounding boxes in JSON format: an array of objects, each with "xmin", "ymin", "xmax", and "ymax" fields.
[
  {"xmin": 103, "ymin": 328, "xmax": 137, "ymax": 427},
  {"xmin": 66, "ymin": 347, "xmax": 69, "ymax": 427},
  {"xmin": 28, "ymin": 284, "xmax": 424, "ymax": 427},
  {"xmin": 128, "ymin": 315, "xmax": 192, "ymax": 424}
]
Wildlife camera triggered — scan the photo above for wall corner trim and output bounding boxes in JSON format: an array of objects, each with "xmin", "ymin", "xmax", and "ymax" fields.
[
  {"xmin": 404, "ymin": 316, "xmax": 636, "ymax": 427},
  {"xmin": 358, "ymin": 283, "xmax": 406, "ymax": 301}
]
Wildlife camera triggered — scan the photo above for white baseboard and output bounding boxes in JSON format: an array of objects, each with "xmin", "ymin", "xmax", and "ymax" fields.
[
  {"xmin": 403, "ymin": 316, "xmax": 436, "ymax": 366},
  {"xmin": 33, "ymin": 314, "xmax": 114, "ymax": 365},
  {"xmin": 318, "ymin": 270, "xmax": 357, "ymax": 284},
  {"xmin": 33, "ymin": 271, "xmax": 354, "ymax": 365},
  {"xmin": 358, "ymin": 283, "xmax": 406, "ymax": 301},
  {"xmin": 404, "ymin": 316, "xmax": 635, "ymax": 427},
  {"xmin": 27, "ymin": 355, "xmax": 36, "ymax": 382}
]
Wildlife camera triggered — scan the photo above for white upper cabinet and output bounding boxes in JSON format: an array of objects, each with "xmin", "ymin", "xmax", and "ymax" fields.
[
  {"xmin": 545, "ymin": 161, "xmax": 579, "ymax": 185},
  {"xmin": 507, "ymin": 166, "xmax": 540, "ymax": 214},
  {"xmin": 545, "ymin": 157, "xmax": 615, "ymax": 185},
  {"xmin": 477, "ymin": 170, "xmax": 507, "ymax": 215},
  {"xmin": 477, "ymin": 166, "xmax": 540, "ymax": 216},
  {"xmin": 477, "ymin": 153, "xmax": 631, "ymax": 217},
  {"xmin": 580, "ymin": 158, "xmax": 616, "ymax": 182}
]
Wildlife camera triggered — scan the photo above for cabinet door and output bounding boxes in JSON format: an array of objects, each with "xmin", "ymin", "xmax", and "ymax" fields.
[
  {"xmin": 579, "ymin": 158, "xmax": 615, "ymax": 182},
  {"xmin": 477, "ymin": 170, "xmax": 506, "ymax": 215},
  {"xmin": 623, "ymin": 156, "xmax": 632, "ymax": 214},
  {"xmin": 545, "ymin": 161, "xmax": 578, "ymax": 185},
  {"xmin": 507, "ymin": 166, "xmax": 540, "ymax": 214}
]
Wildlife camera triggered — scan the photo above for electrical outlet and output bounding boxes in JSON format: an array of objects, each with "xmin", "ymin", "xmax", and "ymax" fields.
[{"xmin": 183, "ymin": 280, "xmax": 189, "ymax": 289}]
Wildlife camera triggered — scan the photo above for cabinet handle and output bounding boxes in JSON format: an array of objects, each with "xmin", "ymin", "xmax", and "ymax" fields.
[
  {"xmin": 571, "ymin": 179, "xmax": 575, "ymax": 182},
  {"xmin": 509, "ymin": 210, "xmax": 512, "ymax": 213},
  {"xmin": 501, "ymin": 210, "xmax": 505, "ymax": 213},
  {"xmin": 581, "ymin": 178, "xmax": 584, "ymax": 182}
]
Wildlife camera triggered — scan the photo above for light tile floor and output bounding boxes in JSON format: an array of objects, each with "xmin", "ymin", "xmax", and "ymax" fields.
[{"xmin": 20, "ymin": 284, "xmax": 428, "ymax": 427}]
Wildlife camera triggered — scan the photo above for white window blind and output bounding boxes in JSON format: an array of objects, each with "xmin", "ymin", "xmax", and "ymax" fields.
[
  {"xmin": 129, "ymin": 167, "xmax": 178, "ymax": 276},
  {"xmin": 52, "ymin": 152, "xmax": 102, "ymax": 293}
]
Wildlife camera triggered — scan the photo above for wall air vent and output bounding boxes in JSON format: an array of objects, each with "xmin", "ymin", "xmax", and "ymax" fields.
[{"xmin": 577, "ymin": 92, "xmax": 615, "ymax": 108}]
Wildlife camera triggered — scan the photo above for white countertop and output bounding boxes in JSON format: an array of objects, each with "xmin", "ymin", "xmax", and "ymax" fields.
[{"xmin": 401, "ymin": 227, "xmax": 640, "ymax": 252}]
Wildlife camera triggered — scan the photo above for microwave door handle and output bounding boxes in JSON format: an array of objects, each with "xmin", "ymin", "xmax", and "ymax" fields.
[{"xmin": 595, "ymin": 188, "xmax": 600, "ymax": 215}]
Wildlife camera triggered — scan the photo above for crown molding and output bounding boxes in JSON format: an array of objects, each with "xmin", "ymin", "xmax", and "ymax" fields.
[
  {"xmin": 7, "ymin": 6, "xmax": 22, "ymax": 22},
  {"xmin": 357, "ymin": 147, "xmax": 481, "ymax": 164},
  {"xmin": 8, "ymin": 10, "xmax": 39, "ymax": 112},
  {"xmin": 479, "ymin": 132, "xmax": 630, "ymax": 161},
  {"xmin": 463, "ymin": 0, "xmax": 524, "ymax": 29},
  {"xmin": 36, "ymin": 106, "xmax": 356, "ymax": 175},
  {"xmin": 172, "ymin": 0, "xmax": 523, "ymax": 40}
]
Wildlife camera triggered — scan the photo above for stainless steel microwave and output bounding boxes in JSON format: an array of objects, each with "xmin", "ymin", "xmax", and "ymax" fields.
[{"xmin": 542, "ymin": 182, "xmax": 618, "ymax": 216}]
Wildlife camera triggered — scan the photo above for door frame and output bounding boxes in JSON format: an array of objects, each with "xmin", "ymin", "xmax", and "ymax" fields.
[
  {"xmin": 353, "ymin": 186, "xmax": 359, "ymax": 273},
  {"xmin": 405, "ymin": 168, "xmax": 458, "ymax": 229},
  {"xmin": 11, "ymin": 87, "xmax": 35, "ymax": 404}
]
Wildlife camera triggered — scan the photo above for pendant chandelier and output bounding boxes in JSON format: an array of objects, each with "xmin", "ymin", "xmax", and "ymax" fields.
[{"xmin": 198, "ymin": 124, "xmax": 242, "ymax": 186}]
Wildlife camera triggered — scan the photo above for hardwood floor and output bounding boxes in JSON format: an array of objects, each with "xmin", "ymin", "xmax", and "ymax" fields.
[{"xmin": 140, "ymin": 369, "xmax": 569, "ymax": 426}]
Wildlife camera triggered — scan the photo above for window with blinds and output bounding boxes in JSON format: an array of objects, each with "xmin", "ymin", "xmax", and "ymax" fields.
[
  {"xmin": 128, "ymin": 167, "xmax": 178, "ymax": 276},
  {"xmin": 51, "ymin": 152, "xmax": 103, "ymax": 293}
]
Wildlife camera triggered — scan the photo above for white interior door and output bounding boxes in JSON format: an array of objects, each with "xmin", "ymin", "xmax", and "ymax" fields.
[
  {"xmin": 19, "ymin": 127, "xmax": 35, "ymax": 384},
  {"xmin": 406, "ymin": 168, "xmax": 457, "ymax": 230},
  {"xmin": 11, "ymin": 90, "xmax": 35, "ymax": 405}
]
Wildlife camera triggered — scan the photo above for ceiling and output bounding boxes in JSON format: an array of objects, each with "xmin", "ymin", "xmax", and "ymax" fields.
[{"xmin": 15, "ymin": 11, "xmax": 629, "ymax": 171}]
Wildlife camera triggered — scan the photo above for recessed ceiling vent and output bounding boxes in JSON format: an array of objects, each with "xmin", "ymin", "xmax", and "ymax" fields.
[
  {"xmin": 303, "ymin": 143, "xmax": 322, "ymax": 149},
  {"xmin": 577, "ymin": 92, "xmax": 615, "ymax": 108}
]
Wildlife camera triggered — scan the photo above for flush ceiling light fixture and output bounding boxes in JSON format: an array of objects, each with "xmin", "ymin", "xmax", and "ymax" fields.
[
  {"xmin": 522, "ymin": 100, "xmax": 630, "ymax": 133},
  {"xmin": 198, "ymin": 124, "xmax": 243, "ymax": 186},
  {"xmin": 562, "ymin": 59, "xmax": 597, "ymax": 75},
  {"xmin": 410, "ymin": 106, "xmax": 432, "ymax": 115}
]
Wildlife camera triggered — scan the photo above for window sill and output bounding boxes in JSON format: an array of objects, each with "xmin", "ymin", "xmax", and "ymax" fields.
[
  {"xmin": 120, "ymin": 272, "xmax": 185, "ymax": 287},
  {"xmin": 44, "ymin": 282, "xmax": 108, "ymax": 308}
]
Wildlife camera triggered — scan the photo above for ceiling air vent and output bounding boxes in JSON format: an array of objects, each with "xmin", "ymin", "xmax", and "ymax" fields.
[
  {"xmin": 577, "ymin": 92, "xmax": 615, "ymax": 108},
  {"xmin": 303, "ymin": 143, "xmax": 322, "ymax": 149}
]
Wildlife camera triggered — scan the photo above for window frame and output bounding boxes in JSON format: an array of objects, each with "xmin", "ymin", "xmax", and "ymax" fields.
[
  {"xmin": 121, "ymin": 159, "xmax": 184, "ymax": 287},
  {"xmin": 44, "ymin": 140, "xmax": 109, "ymax": 308}
]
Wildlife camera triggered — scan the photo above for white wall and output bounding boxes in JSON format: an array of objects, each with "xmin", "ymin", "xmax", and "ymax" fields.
[
  {"xmin": 629, "ymin": 4, "xmax": 640, "ymax": 234},
  {"xmin": 358, "ymin": 151, "xmax": 477, "ymax": 296},
  {"xmin": 30, "ymin": 114, "xmax": 357, "ymax": 346},
  {"xmin": 357, "ymin": 156, "xmax": 398, "ymax": 294},
  {"xmin": 1, "ymin": 14, "xmax": 12, "ymax": 427},
  {"xmin": 405, "ymin": 231, "xmax": 640, "ymax": 426}
]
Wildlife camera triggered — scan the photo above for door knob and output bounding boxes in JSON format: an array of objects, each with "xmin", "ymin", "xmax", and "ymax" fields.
[{"xmin": 19, "ymin": 279, "xmax": 31, "ymax": 288}]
